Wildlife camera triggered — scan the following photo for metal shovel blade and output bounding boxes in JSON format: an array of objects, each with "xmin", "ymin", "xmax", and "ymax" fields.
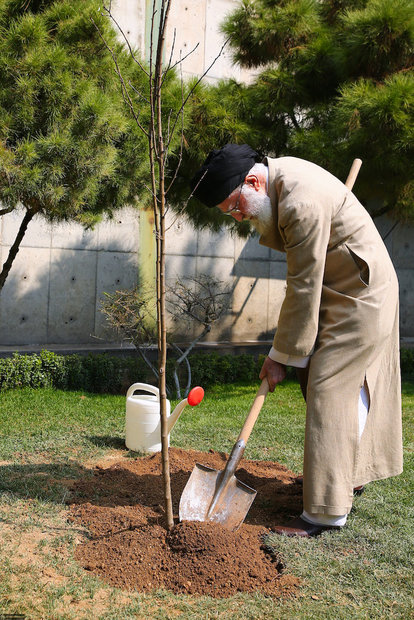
[{"xmin": 179, "ymin": 462, "xmax": 257, "ymax": 532}]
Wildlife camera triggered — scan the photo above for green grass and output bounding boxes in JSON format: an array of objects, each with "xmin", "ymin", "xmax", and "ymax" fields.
[{"xmin": 0, "ymin": 380, "xmax": 413, "ymax": 619}]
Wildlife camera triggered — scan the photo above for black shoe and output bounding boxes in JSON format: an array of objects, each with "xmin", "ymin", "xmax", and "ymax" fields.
[
  {"xmin": 353, "ymin": 485, "xmax": 365, "ymax": 496},
  {"xmin": 273, "ymin": 516, "xmax": 339, "ymax": 538}
]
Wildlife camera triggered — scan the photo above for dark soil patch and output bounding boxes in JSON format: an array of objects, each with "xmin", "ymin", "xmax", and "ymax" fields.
[{"xmin": 68, "ymin": 447, "xmax": 302, "ymax": 598}]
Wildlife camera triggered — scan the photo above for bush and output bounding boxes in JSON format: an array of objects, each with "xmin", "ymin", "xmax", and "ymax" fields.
[
  {"xmin": 0, "ymin": 348, "xmax": 412, "ymax": 394},
  {"xmin": 401, "ymin": 348, "xmax": 414, "ymax": 379},
  {"xmin": 0, "ymin": 352, "xmax": 49, "ymax": 390}
]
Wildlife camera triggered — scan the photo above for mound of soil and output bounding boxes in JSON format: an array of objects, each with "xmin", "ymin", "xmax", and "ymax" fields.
[{"xmin": 68, "ymin": 447, "xmax": 302, "ymax": 598}]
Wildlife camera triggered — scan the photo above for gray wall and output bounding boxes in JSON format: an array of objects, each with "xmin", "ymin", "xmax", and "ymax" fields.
[
  {"xmin": 377, "ymin": 218, "xmax": 414, "ymax": 339},
  {"xmin": 164, "ymin": 213, "xmax": 414, "ymax": 344},
  {"xmin": 0, "ymin": 206, "xmax": 412, "ymax": 347},
  {"xmin": 0, "ymin": 208, "xmax": 139, "ymax": 345}
]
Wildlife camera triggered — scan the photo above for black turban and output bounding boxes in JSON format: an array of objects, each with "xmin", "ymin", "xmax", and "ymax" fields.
[{"xmin": 190, "ymin": 144, "xmax": 260, "ymax": 208}]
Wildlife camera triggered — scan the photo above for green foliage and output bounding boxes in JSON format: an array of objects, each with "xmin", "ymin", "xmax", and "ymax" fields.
[
  {"xmin": 188, "ymin": 352, "xmax": 260, "ymax": 385},
  {"xmin": 221, "ymin": 0, "xmax": 321, "ymax": 69},
  {"xmin": 1, "ymin": 348, "xmax": 412, "ymax": 393},
  {"xmin": 0, "ymin": 0, "xmax": 150, "ymax": 224},
  {"xmin": 341, "ymin": 0, "xmax": 413, "ymax": 79},
  {"xmin": 168, "ymin": 78, "xmax": 256, "ymax": 236},
  {"xmin": 181, "ymin": 0, "xmax": 414, "ymax": 225},
  {"xmin": 401, "ymin": 348, "xmax": 414, "ymax": 378}
]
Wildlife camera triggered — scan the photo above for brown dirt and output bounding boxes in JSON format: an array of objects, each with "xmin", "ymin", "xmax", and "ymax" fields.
[{"xmin": 68, "ymin": 447, "xmax": 303, "ymax": 598}]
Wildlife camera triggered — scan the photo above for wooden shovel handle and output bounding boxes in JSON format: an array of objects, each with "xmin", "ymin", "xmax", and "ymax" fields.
[
  {"xmin": 238, "ymin": 379, "xmax": 270, "ymax": 444},
  {"xmin": 345, "ymin": 158, "xmax": 362, "ymax": 190}
]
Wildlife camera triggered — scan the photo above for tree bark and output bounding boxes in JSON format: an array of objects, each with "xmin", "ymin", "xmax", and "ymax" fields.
[
  {"xmin": 0, "ymin": 208, "xmax": 36, "ymax": 292},
  {"xmin": 151, "ymin": 0, "xmax": 174, "ymax": 531}
]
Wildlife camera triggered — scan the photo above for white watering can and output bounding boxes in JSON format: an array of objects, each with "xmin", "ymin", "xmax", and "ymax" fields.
[{"xmin": 125, "ymin": 383, "xmax": 204, "ymax": 453}]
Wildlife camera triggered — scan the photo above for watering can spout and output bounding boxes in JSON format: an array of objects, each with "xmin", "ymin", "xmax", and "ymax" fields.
[{"xmin": 168, "ymin": 386, "xmax": 205, "ymax": 434}]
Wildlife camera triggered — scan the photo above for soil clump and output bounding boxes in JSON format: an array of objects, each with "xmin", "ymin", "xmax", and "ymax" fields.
[{"xmin": 68, "ymin": 447, "xmax": 302, "ymax": 598}]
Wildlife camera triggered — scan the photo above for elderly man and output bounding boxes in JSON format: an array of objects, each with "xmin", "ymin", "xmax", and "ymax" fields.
[{"xmin": 190, "ymin": 144, "xmax": 403, "ymax": 537}]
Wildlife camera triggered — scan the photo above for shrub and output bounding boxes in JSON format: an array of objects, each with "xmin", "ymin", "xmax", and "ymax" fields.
[
  {"xmin": 401, "ymin": 348, "xmax": 414, "ymax": 379},
  {"xmin": 0, "ymin": 348, "xmax": 412, "ymax": 393}
]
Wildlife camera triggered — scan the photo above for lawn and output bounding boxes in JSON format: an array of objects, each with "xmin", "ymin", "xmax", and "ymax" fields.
[{"xmin": 0, "ymin": 380, "xmax": 413, "ymax": 619}]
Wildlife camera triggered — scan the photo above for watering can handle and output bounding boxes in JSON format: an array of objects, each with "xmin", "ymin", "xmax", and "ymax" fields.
[
  {"xmin": 238, "ymin": 378, "xmax": 269, "ymax": 444},
  {"xmin": 126, "ymin": 383, "xmax": 159, "ymax": 400}
]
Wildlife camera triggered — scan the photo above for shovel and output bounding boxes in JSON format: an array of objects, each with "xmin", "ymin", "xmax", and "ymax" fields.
[{"xmin": 179, "ymin": 378, "xmax": 269, "ymax": 531}]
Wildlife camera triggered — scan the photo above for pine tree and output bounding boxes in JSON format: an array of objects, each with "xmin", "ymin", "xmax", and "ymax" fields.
[
  {"xmin": 180, "ymin": 0, "xmax": 413, "ymax": 225},
  {"xmin": 0, "ymin": 0, "xmax": 151, "ymax": 289}
]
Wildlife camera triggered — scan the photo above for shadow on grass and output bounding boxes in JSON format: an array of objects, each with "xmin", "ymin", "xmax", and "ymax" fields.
[
  {"xmin": 0, "ymin": 461, "xmax": 92, "ymax": 503},
  {"xmin": 87, "ymin": 435, "xmax": 126, "ymax": 449}
]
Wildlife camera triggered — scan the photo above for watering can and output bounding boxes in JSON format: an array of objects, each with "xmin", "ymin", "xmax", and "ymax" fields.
[{"xmin": 125, "ymin": 383, "xmax": 204, "ymax": 453}]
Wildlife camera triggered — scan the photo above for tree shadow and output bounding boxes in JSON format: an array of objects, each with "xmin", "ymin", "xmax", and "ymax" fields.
[
  {"xmin": 0, "ymin": 461, "xmax": 91, "ymax": 504},
  {"xmin": 87, "ymin": 435, "xmax": 127, "ymax": 449}
]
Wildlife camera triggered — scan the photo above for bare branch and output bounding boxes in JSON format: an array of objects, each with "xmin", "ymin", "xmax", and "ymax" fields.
[
  {"xmin": 289, "ymin": 111, "xmax": 300, "ymax": 130},
  {"xmin": 137, "ymin": 345, "xmax": 160, "ymax": 380},
  {"xmin": 170, "ymin": 343, "xmax": 182, "ymax": 399},
  {"xmin": 128, "ymin": 80, "xmax": 150, "ymax": 105},
  {"xmin": 165, "ymin": 169, "xmax": 208, "ymax": 231},
  {"xmin": 165, "ymin": 41, "xmax": 200, "ymax": 74},
  {"xmin": 142, "ymin": 181, "xmax": 159, "ymax": 202},
  {"xmin": 183, "ymin": 355, "xmax": 192, "ymax": 397},
  {"xmin": 90, "ymin": 17, "xmax": 149, "ymax": 138},
  {"xmin": 164, "ymin": 63, "xmax": 185, "ymax": 196},
  {"xmin": 161, "ymin": 26, "xmax": 177, "ymax": 84},
  {"xmin": 166, "ymin": 37, "xmax": 230, "ymax": 150},
  {"xmin": 102, "ymin": 3, "xmax": 150, "ymax": 77},
  {"xmin": 176, "ymin": 324, "xmax": 211, "ymax": 364},
  {"xmin": 148, "ymin": 3, "xmax": 159, "ymax": 162},
  {"xmin": 0, "ymin": 208, "xmax": 37, "ymax": 291}
]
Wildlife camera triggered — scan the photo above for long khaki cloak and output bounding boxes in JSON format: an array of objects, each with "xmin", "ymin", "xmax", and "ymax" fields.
[{"xmin": 260, "ymin": 156, "xmax": 403, "ymax": 515}]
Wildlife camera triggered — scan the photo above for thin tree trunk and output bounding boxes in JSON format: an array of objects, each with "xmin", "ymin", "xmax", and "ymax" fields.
[
  {"xmin": 151, "ymin": 0, "xmax": 174, "ymax": 531},
  {"xmin": 0, "ymin": 208, "xmax": 36, "ymax": 291},
  {"xmin": 98, "ymin": 0, "xmax": 228, "ymax": 532}
]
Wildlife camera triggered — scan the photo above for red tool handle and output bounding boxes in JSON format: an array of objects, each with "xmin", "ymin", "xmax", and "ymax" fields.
[{"xmin": 187, "ymin": 386, "xmax": 204, "ymax": 406}]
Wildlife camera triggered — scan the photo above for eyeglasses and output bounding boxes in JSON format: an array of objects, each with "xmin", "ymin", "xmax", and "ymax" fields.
[{"xmin": 223, "ymin": 183, "xmax": 244, "ymax": 216}]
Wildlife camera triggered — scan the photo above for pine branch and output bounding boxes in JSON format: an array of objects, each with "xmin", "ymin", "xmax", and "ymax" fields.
[{"xmin": 165, "ymin": 37, "xmax": 230, "ymax": 151}]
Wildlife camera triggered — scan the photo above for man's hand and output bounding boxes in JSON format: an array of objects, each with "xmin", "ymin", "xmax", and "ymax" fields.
[{"xmin": 259, "ymin": 357, "xmax": 286, "ymax": 392}]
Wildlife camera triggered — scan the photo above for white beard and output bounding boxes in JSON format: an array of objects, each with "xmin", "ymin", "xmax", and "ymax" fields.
[{"xmin": 241, "ymin": 185, "xmax": 273, "ymax": 235}]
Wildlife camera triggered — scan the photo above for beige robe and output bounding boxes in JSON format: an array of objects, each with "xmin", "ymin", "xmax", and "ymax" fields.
[{"xmin": 260, "ymin": 156, "xmax": 403, "ymax": 515}]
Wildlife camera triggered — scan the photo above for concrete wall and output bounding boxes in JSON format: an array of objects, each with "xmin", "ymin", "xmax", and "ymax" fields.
[
  {"xmin": 164, "ymin": 213, "xmax": 414, "ymax": 343},
  {"xmin": 0, "ymin": 208, "xmax": 139, "ymax": 345},
  {"xmin": 0, "ymin": 0, "xmax": 413, "ymax": 348}
]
